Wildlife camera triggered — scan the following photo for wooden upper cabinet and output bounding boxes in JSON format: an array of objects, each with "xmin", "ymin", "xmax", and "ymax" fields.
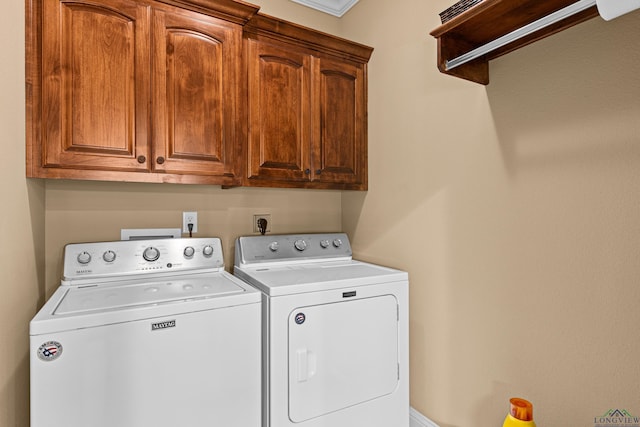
[
  {"xmin": 243, "ymin": 14, "xmax": 373, "ymax": 190},
  {"xmin": 151, "ymin": 8, "xmax": 242, "ymax": 178},
  {"xmin": 27, "ymin": 0, "xmax": 258, "ymax": 184},
  {"xmin": 39, "ymin": 0, "xmax": 151, "ymax": 173},
  {"xmin": 246, "ymin": 39, "xmax": 312, "ymax": 183},
  {"xmin": 26, "ymin": 0, "xmax": 372, "ymax": 189}
]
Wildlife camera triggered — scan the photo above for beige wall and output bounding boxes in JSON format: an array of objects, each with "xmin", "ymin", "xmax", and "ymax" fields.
[
  {"xmin": 4, "ymin": 0, "xmax": 640, "ymax": 425},
  {"xmin": 44, "ymin": 182, "xmax": 342, "ymax": 293},
  {"xmin": 341, "ymin": 1, "xmax": 640, "ymax": 426},
  {"xmin": 1, "ymin": 0, "xmax": 46, "ymax": 426}
]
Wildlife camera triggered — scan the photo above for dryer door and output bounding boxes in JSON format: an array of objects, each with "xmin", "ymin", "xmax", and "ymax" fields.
[{"xmin": 288, "ymin": 295, "xmax": 399, "ymax": 422}]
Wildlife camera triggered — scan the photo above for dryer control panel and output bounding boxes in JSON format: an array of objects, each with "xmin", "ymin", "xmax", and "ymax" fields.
[
  {"xmin": 63, "ymin": 238, "xmax": 224, "ymax": 283},
  {"xmin": 235, "ymin": 233, "xmax": 352, "ymax": 265}
]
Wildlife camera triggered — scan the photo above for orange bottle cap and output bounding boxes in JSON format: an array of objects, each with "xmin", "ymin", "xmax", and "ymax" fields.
[{"xmin": 510, "ymin": 398, "xmax": 534, "ymax": 421}]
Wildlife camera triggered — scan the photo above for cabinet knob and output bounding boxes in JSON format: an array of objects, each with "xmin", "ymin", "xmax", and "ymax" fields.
[
  {"xmin": 304, "ymin": 169, "xmax": 310, "ymax": 175},
  {"xmin": 156, "ymin": 156, "xmax": 165, "ymax": 165},
  {"xmin": 315, "ymin": 169, "xmax": 322, "ymax": 175},
  {"xmin": 137, "ymin": 155, "xmax": 146, "ymax": 164}
]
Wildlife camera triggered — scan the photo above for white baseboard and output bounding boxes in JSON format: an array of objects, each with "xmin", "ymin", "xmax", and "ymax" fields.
[{"xmin": 410, "ymin": 407, "xmax": 439, "ymax": 427}]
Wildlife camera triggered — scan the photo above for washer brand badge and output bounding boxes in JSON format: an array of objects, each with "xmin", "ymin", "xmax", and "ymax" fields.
[
  {"xmin": 37, "ymin": 341, "xmax": 63, "ymax": 362},
  {"xmin": 294, "ymin": 313, "xmax": 306, "ymax": 325},
  {"xmin": 151, "ymin": 320, "xmax": 176, "ymax": 331}
]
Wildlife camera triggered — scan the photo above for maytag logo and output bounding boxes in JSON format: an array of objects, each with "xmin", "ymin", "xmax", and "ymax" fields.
[{"xmin": 151, "ymin": 320, "xmax": 176, "ymax": 331}]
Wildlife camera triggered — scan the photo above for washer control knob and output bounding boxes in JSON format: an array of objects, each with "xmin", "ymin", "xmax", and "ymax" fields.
[
  {"xmin": 77, "ymin": 251, "xmax": 92, "ymax": 264},
  {"xmin": 102, "ymin": 250, "xmax": 116, "ymax": 263},
  {"xmin": 143, "ymin": 247, "xmax": 160, "ymax": 262},
  {"xmin": 320, "ymin": 239, "xmax": 330, "ymax": 249},
  {"xmin": 183, "ymin": 246, "xmax": 195, "ymax": 258},
  {"xmin": 269, "ymin": 242, "xmax": 279, "ymax": 252},
  {"xmin": 294, "ymin": 239, "xmax": 307, "ymax": 251},
  {"xmin": 333, "ymin": 238, "xmax": 343, "ymax": 248},
  {"xmin": 202, "ymin": 245, "xmax": 214, "ymax": 257}
]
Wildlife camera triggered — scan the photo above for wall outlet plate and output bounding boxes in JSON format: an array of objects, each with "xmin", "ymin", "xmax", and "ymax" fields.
[
  {"xmin": 253, "ymin": 214, "xmax": 271, "ymax": 233},
  {"xmin": 182, "ymin": 211, "xmax": 198, "ymax": 233}
]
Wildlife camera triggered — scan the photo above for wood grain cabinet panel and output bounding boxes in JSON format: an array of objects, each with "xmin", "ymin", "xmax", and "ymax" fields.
[
  {"xmin": 247, "ymin": 39, "xmax": 312, "ymax": 183},
  {"xmin": 40, "ymin": 0, "xmax": 150, "ymax": 172},
  {"xmin": 314, "ymin": 57, "xmax": 366, "ymax": 186},
  {"xmin": 27, "ymin": 0, "xmax": 256, "ymax": 184},
  {"xmin": 152, "ymin": 9, "xmax": 242, "ymax": 178},
  {"xmin": 243, "ymin": 14, "xmax": 373, "ymax": 190}
]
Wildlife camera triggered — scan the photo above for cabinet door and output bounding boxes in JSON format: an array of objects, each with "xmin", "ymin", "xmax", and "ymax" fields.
[
  {"xmin": 246, "ymin": 39, "xmax": 312, "ymax": 183},
  {"xmin": 41, "ymin": 0, "xmax": 150, "ymax": 172},
  {"xmin": 312, "ymin": 57, "xmax": 367, "ymax": 189},
  {"xmin": 151, "ymin": 9, "xmax": 242, "ymax": 180}
]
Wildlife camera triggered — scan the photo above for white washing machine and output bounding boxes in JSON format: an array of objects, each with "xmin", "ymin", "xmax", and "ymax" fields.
[
  {"xmin": 234, "ymin": 233, "xmax": 409, "ymax": 427},
  {"xmin": 30, "ymin": 237, "xmax": 261, "ymax": 427}
]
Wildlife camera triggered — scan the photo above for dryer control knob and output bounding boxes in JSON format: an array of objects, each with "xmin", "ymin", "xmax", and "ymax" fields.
[
  {"xmin": 183, "ymin": 246, "xmax": 195, "ymax": 258},
  {"xmin": 294, "ymin": 239, "xmax": 307, "ymax": 251},
  {"xmin": 269, "ymin": 242, "xmax": 279, "ymax": 252},
  {"xmin": 143, "ymin": 247, "xmax": 160, "ymax": 262},
  {"xmin": 202, "ymin": 245, "xmax": 214, "ymax": 257},
  {"xmin": 333, "ymin": 238, "xmax": 343, "ymax": 248},
  {"xmin": 320, "ymin": 239, "xmax": 330, "ymax": 249},
  {"xmin": 77, "ymin": 251, "xmax": 92, "ymax": 264},
  {"xmin": 102, "ymin": 250, "xmax": 116, "ymax": 263}
]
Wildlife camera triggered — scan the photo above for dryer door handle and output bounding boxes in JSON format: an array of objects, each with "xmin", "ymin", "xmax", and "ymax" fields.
[{"xmin": 296, "ymin": 348, "xmax": 316, "ymax": 382}]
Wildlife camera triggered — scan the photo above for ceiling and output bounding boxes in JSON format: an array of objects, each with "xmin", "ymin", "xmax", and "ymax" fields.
[{"xmin": 289, "ymin": 0, "xmax": 360, "ymax": 17}]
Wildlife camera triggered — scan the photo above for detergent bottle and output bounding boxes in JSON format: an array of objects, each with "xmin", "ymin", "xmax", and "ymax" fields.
[{"xmin": 502, "ymin": 398, "xmax": 536, "ymax": 427}]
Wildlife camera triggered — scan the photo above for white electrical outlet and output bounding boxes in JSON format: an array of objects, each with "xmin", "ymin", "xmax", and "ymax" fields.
[
  {"xmin": 253, "ymin": 214, "xmax": 271, "ymax": 234},
  {"xmin": 182, "ymin": 211, "xmax": 198, "ymax": 233}
]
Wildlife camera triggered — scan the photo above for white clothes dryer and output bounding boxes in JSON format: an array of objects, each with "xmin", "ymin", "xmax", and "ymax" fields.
[
  {"xmin": 30, "ymin": 238, "xmax": 261, "ymax": 427},
  {"xmin": 234, "ymin": 233, "xmax": 409, "ymax": 427}
]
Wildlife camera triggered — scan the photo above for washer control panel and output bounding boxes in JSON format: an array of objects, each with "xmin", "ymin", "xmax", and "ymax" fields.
[
  {"xmin": 235, "ymin": 233, "xmax": 352, "ymax": 265},
  {"xmin": 63, "ymin": 238, "xmax": 224, "ymax": 282}
]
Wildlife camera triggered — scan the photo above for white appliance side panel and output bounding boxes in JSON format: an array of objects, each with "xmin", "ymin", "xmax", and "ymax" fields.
[
  {"xmin": 288, "ymin": 295, "xmax": 399, "ymax": 422},
  {"xmin": 30, "ymin": 304, "xmax": 261, "ymax": 427}
]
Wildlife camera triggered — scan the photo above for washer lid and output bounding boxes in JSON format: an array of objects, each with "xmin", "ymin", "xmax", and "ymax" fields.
[
  {"xmin": 31, "ymin": 271, "xmax": 260, "ymax": 336},
  {"xmin": 235, "ymin": 260, "xmax": 408, "ymax": 296},
  {"xmin": 55, "ymin": 273, "xmax": 249, "ymax": 316}
]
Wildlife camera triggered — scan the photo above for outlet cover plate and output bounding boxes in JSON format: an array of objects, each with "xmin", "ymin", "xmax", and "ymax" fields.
[
  {"xmin": 182, "ymin": 211, "xmax": 198, "ymax": 233},
  {"xmin": 253, "ymin": 214, "xmax": 271, "ymax": 233}
]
